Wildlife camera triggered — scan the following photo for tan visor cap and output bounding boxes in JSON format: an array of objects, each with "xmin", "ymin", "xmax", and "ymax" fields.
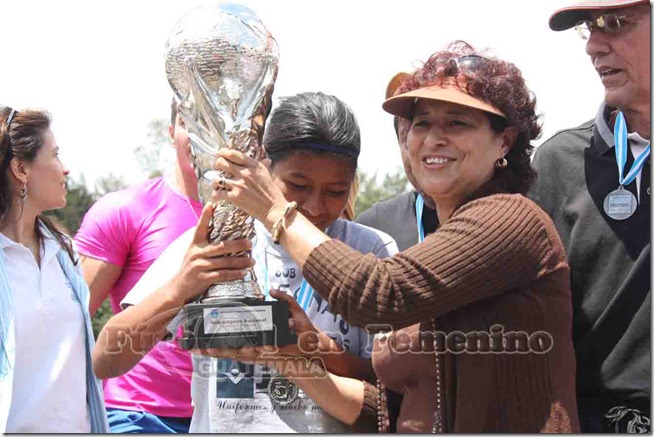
[{"xmin": 382, "ymin": 82, "xmax": 506, "ymax": 120}]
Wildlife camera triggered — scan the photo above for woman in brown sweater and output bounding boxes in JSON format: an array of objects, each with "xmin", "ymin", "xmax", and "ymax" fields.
[{"xmin": 209, "ymin": 41, "xmax": 580, "ymax": 433}]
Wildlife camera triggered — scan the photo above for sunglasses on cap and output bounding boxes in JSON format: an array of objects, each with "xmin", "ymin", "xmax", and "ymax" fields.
[
  {"xmin": 575, "ymin": 13, "xmax": 637, "ymax": 39},
  {"xmin": 438, "ymin": 54, "xmax": 488, "ymax": 74}
]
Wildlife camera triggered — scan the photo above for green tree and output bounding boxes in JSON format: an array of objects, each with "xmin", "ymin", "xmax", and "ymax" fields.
[
  {"xmin": 45, "ymin": 173, "xmax": 129, "ymax": 235},
  {"xmin": 91, "ymin": 299, "xmax": 114, "ymax": 339},
  {"xmin": 45, "ymin": 175, "xmax": 95, "ymax": 235},
  {"xmin": 95, "ymin": 173, "xmax": 127, "ymax": 197},
  {"xmin": 134, "ymin": 118, "xmax": 171, "ymax": 179},
  {"xmin": 354, "ymin": 167, "xmax": 409, "ymax": 217}
]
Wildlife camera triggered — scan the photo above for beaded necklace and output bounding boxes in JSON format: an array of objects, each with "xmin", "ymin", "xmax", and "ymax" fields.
[
  {"xmin": 431, "ymin": 318, "xmax": 444, "ymax": 433},
  {"xmin": 376, "ymin": 198, "xmax": 444, "ymax": 433},
  {"xmin": 375, "ymin": 321, "xmax": 444, "ymax": 433}
]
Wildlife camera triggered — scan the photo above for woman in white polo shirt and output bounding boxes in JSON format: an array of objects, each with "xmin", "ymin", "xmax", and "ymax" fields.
[{"xmin": 0, "ymin": 106, "xmax": 108, "ymax": 433}]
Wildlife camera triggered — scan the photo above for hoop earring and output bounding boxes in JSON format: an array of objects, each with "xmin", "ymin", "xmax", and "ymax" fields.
[
  {"xmin": 495, "ymin": 157, "xmax": 508, "ymax": 169},
  {"xmin": 19, "ymin": 182, "xmax": 27, "ymax": 202}
]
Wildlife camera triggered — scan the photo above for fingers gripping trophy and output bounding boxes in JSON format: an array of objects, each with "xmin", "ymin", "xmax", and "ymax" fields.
[{"xmin": 165, "ymin": 3, "xmax": 295, "ymax": 349}]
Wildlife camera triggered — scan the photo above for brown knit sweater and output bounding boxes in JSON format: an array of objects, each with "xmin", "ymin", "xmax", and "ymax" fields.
[{"xmin": 303, "ymin": 194, "xmax": 580, "ymax": 432}]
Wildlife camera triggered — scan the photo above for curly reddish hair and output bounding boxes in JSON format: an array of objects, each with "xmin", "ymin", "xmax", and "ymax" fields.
[{"xmin": 396, "ymin": 40, "xmax": 541, "ymax": 195}]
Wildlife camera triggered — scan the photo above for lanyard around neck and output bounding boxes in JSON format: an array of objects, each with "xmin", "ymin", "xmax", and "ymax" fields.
[
  {"xmin": 614, "ymin": 111, "xmax": 650, "ymax": 187},
  {"xmin": 415, "ymin": 193, "xmax": 425, "ymax": 243}
]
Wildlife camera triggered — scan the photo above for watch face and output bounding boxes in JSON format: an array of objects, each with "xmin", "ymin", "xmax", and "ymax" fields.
[{"xmin": 267, "ymin": 374, "xmax": 299, "ymax": 406}]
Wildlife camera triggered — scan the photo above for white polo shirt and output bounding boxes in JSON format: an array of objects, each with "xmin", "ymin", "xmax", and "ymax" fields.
[{"xmin": 0, "ymin": 231, "xmax": 90, "ymax": 433}]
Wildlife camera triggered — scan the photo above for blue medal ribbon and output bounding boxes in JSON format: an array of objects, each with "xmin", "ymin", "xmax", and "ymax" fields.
[
  {"xmin": 296, "ymin": 280, "xmax": 314, "ymax": 312},
  {"xmin": 260, "ymin": 247, "xmax": 314, "ymax": 311},
  {"xmin": 415, "ymin": 193, "xmax": 425, "ymax": 243},
  {"xmin": 614, "ymin": 111, "xmax": 650, "ymax": 188}
]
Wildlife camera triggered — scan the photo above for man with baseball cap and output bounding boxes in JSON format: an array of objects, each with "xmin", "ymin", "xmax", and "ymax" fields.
[
  {"xmin": 357, "ymin": 72, "xmax": 439, "ymax": 251},
  {"xmin": 530, "ymin": 0, "xmax": 650, "ymax": 432}
]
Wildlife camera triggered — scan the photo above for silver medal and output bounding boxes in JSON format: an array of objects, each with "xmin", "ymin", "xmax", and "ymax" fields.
[{"xmin": 603, "ymin": 186, "xmax": 637, "ymax": 220}]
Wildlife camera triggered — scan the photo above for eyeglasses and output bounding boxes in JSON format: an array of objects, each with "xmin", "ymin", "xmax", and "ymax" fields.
[{"xmin": 575, "ymin": 13, "xmax": 631, "ymax": 39}]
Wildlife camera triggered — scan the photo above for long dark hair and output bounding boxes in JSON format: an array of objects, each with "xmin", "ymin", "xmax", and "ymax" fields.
[
  {"xmin": 263, "ymin": 92, "xmax": 361, "ymax": 173},
  {"xmin": 0, "ymin": 106, "xmax": 77, "ymax": 264}
]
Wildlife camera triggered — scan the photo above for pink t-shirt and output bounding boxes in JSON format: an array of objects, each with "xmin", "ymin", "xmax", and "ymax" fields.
[{"xmin": 75, "ymin": 176, "xmax": 202, "ymax": 418}]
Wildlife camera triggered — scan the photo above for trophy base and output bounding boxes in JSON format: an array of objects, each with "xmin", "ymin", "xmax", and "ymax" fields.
[{"xmin": 178, "ymin": 300, "xmax": 297, "ymax": 350}]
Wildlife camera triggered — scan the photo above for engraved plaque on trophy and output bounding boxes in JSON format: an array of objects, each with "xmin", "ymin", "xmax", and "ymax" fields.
[{"xmin": 165, "ymin": 3, "xmax": 296, "ymax": 349}]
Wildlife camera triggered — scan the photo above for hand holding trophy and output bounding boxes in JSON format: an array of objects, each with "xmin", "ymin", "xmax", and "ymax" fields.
[{"xmin": 165, "ymin": 3, "xmax": 295, "ymax": 349}]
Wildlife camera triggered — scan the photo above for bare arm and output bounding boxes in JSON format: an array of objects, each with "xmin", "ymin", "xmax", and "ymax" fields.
[
  {"xmin": 93, "ymin": 204, "xmax": 255, "ymax": 379},
  {"xmin": 80, "ymin": 256, "xmax": 122, "ymax": 315},
  {"xmin": 320, "ymin": 342, "xmax": 373, "ymax": 381},
  {"xmin": 290, "ymin": 371, "xmax": 366, "ymax": 426},
  {"xmin": 93, "ymin": 278, "xmax": 188, "ymax": 379}
]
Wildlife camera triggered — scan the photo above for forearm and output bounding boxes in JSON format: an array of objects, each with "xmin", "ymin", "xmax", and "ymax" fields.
[
  {"xmin": 310, "ymin": 332, "xmax": 373, "ymax": 380},
  {"xmin": 80, "ymin": 256, "xmax": 122, "ymax": 315},
  {"xmin": 92, "ymin": 279, "xmax": 186, "ymax": 379},
  {"xmin": 320, "ymin": 351, "xmax": 373, "ymax": 381},
  {"xmin": 289, "ymin": 371, "xmax": 367, "ymax": 426}
]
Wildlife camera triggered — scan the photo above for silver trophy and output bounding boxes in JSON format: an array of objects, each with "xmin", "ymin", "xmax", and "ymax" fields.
[{"xmin": 165, "ymin": 4, "xmax": 294, "ymax": 349}]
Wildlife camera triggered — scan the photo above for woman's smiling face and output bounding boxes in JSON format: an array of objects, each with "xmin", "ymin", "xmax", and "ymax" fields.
[{"xmin": 407, "ymin": 99, "xmax": 508, "ymax": 208}]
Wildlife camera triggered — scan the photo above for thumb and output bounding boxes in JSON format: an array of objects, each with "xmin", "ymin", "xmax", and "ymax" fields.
[
  {"xmin": 269, "ymin": 289, "xmax": 302, "ymax": 313},
  {"xmin": 193, "ymin": 202, "xmax": 214, "ymax": 246}
]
